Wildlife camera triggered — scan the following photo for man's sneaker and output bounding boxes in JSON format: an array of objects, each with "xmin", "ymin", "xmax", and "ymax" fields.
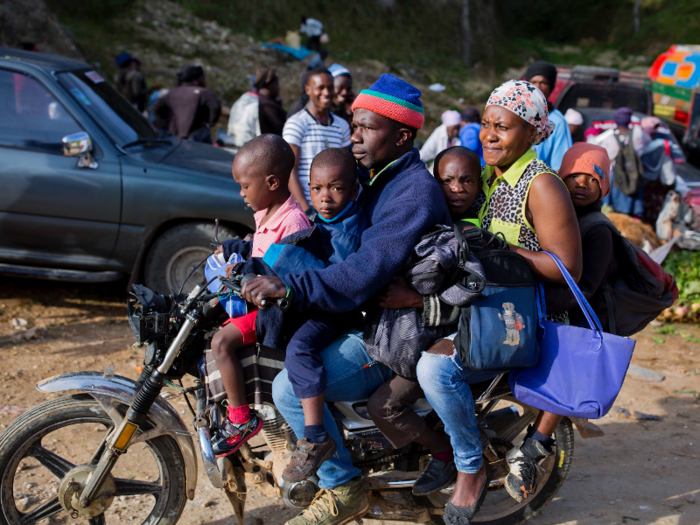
[
  {"xmin": 505, "ymin": 437, "xmax": 553, "ymax": 502},
  {"xmin": 211, "ymin": 413, "xmax": 263, "ymax": 458},
  {"xmin": 283, "ymin": 437, "xmax": 337, "ymax": 483},
  {"xmin": 286, "ymin": 477, "xmax": 368, "ymax": 525}
]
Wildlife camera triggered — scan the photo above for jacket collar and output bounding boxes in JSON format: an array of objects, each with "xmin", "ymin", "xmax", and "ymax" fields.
[
  {"xmin": 362, "ymin": 148, "xmax": 423, "ymax": 188},
  {"xmin": 482, "ymin": 148, "xmax": 537, "ymax": 191}
]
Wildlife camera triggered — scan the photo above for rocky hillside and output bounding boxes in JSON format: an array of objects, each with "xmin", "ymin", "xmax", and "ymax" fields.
[
  {"xmin": 46, "ymin": 0, "xmax": 480, "ymax": 139},
  {"xmin": 0, "ymin": 0, "xmax": 84, "ymax": 60}
]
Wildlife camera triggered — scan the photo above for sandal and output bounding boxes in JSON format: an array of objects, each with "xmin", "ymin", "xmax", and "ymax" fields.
[{"xmin": 443, "ymin": 463, "xmax": 490, "ymax": 525}]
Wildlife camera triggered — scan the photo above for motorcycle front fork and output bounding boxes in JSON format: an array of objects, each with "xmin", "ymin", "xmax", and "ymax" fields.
[{"xmin": 78, "ymin": 315, "xmax": 197, "ymax": 508}]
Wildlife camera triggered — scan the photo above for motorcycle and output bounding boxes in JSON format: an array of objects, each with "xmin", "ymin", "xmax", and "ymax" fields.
[{"xmin": 0, "ymin": 228, "xmax": 586, "ymax": 525}]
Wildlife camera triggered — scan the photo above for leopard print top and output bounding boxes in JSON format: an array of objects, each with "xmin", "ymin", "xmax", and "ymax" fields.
[
  {"xmin": 480, "ymin": 158, "xmax": 555, "ymax": 251},
  {"xmin": 480, "ymin": 157, "xmax": 569, "ymax": 323}
]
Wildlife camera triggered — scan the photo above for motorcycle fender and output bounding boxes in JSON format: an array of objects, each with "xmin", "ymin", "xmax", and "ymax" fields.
[{"xmin": 36, "ymin": 371, "xmax": 198, "ymax": 500}]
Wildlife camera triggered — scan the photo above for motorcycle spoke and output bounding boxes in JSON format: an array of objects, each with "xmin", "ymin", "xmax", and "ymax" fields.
[
  {"xmin": 27, "ymin": 443, "xmax": 75, "ymax": 479},
  {"xmin": 114, "ymin": 478, "xmax": 162, "ymax": 496},
  {"xmin": 18, "ymin": 496, "xmax": 63, "ymax": 524},
  {"xmin": 89, "ymin": 515, "xmax": 106, "ymax": 525}
]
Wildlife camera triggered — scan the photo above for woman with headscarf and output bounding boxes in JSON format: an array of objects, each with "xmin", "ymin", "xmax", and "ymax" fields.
[
  {"xmin": 640, "ymin": 116, "xmax": 677, "ymax": 224},
  {"xmin": 594, "ymin": 107, "xmax": 647, "ymax": 219},
  {"xmin": 413, "ymin": 80, "xmax": 582, "ymax": 524}
]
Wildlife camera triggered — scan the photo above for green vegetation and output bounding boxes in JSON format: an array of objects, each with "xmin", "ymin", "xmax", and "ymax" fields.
[{"xmin": 663, "ymin": 251, "xmax": 700, "ymax": 305}]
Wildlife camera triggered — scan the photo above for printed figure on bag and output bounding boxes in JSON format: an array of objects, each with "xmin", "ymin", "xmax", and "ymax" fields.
[{"xmin": 499, "ymin": 302, "xmax": 524, "ymax": 346}]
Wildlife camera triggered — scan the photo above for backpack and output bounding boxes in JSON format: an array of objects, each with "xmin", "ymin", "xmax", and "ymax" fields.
[
  {"xmin": 579, "ymin": 212, "xmax": 678, "ymax": 336},
  {"xmin": 613, "ymin": 133, "xmax": 644, "ymax": 196},
  {"xmin": 452, "ymin": 226, "xmax": 540, "ymax": 371}
]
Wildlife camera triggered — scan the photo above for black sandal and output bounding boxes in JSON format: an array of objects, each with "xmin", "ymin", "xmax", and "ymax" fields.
[{"xmin": 443, "ymin": 463, "xmax": 490, "ymax": 525}]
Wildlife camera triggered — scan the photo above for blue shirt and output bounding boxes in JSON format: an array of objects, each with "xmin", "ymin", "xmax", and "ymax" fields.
[
  {"xmin": 533, "ymin": 108, "xmax": 572, "ymax": 171},
  {"xmin": 459, "ymin": 122, "xmax": 484, "ymax": 166}
]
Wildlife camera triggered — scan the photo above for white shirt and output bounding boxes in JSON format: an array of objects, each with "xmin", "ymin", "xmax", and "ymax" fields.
[
  {"xmin": 590, "ymin": 125, "xmax": 647, "ymax": 169},
  {"xmin": 419, "ymin": 124, "xmax": 461, "ymax": 165},
  {"xmin": 225, "ymin": 91, "xmax": 260, "ymax": 147},
  {"xmin": 282, "ymin": 109, "xmax": 351, "ymax": 203},
  {"xmin": 300, "ymin": 18, "xmax": 324, "ymax": 37}
]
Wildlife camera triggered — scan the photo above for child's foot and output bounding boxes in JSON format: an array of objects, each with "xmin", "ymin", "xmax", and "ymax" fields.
[
  {"xmin": 211, "ymin": 413, "xmax": 263, "ymax": 458},
  {"xmin": 282, "ymin": 437, "xmax": 337, "ymax": 482}
]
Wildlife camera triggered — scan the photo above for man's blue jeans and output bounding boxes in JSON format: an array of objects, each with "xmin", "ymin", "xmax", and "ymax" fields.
[
  {"xmin": 272, "ymin": 330, "xmax": 393, "ymax": 489},
  {"xmin": 416, "ymin": 349, "xmax": 499, "ymax": 474}
]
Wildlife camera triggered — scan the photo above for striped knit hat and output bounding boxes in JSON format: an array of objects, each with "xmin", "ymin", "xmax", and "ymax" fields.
[{"xmin": 351, "ymin": 74, "xmax": 424, "ymax": 129}]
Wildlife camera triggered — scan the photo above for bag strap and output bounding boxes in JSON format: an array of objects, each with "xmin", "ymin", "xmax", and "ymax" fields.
[
  {"xmin": 603, "ymin": 283, "xmax": 617, "ymax": 335},
  {"xmin": 541, "ymin": 251, "xmax": 604, "ymax": 333}
]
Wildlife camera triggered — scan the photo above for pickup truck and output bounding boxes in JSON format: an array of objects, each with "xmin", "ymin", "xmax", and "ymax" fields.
[{"xmin": 0, "ymin": 48, "xmax": 255, "ymax": 293}]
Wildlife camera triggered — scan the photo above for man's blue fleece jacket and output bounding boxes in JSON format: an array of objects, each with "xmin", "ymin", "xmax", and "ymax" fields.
[{"xmin": 281, "ymin": 147, "xmax": 451, "ymax": 313}]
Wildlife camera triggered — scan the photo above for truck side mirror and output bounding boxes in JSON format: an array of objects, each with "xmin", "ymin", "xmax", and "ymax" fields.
[{"xmin": 62, "ymin": 131, "xmax": 98, "ymax": 169}]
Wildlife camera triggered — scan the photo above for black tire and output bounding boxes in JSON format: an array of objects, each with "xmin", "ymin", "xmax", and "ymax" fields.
[
  {"xmin": 0, "ymin": 395, "xmax": 188, "ymax": 525},
  {"xmin": 428, "ymin": 417, "xmax": 574, "ymax": 525},
  {"xmin": 144, "ymin": 222, "xmax": 239, "ymax": 294}
]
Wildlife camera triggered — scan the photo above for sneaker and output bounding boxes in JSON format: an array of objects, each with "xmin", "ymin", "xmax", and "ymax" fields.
[
  {"xmin": 504, "ymin": 437, "xmax": 553, "ymax": 502},
  {"xmin": 412, "ymin": 456, "xmax": 457, "ymax": 496},
  {"xmin": 211, "ymin": 413, "xmax": 263, "ymax": 458},
  {"xmin": 286, "ymin": 477, "xmax": 368, "ymax": 525},
  {"xmin": 283, "ymin": 437, "xmax": 338, "ymax": 483}
]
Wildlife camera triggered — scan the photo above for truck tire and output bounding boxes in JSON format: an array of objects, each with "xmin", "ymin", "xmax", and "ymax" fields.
[{"xmin": 144, "ymin": 222, "xmax": 238, "ymax": 294}]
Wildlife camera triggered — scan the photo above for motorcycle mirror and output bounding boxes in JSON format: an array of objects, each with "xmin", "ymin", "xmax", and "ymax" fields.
[{"xmin": 214, "ymin": 219, "xmax": 220, "ymax": 242}]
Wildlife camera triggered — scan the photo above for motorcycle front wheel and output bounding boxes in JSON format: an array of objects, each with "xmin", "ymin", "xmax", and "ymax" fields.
[{"xmin": 0, "ymin": 394, "xmax": 188, "ymax": 525}]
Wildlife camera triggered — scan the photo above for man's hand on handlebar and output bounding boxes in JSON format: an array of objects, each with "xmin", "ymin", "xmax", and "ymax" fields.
[
  {"xmin": 241, "ymin": 276, "xmax": 287, "ymax": 308},
  {"xmin": 214, "ymin": 245, "xmax": 224, "ymax": 255}
]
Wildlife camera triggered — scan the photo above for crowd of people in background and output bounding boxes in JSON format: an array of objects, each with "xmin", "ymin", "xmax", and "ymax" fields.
[{"xmin": 114, "ymin": 39, "xmax": 682, "ymax": 237}]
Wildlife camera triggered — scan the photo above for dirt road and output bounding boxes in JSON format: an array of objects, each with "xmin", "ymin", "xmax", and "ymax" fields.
[{"xmin": 0, "ymin": 277, "xmax": 698, "ymax": 525}]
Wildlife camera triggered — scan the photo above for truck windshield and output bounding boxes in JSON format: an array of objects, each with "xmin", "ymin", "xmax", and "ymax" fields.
[{"xmin": 57, "ymin": 70, "xmax": 158, "ymax": 147}]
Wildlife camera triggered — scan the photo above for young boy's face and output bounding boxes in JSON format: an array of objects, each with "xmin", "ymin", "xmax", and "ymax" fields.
[
  {"xmin": 232, "ymin": 156, "xmax": 276, "ymax": 212},
  {"xmin": 565, "ymin": 173, "xmax": 600, "ymax": 208},
  {"xmin": 437, "ymin": 156, "xmax": 482, "ymax": 218},
  {"xmin": 309, "ymin": 165, "xmax": 358, "ymax": 220}
]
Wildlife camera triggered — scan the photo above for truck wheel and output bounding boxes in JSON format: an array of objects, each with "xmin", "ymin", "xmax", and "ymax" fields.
[{"xmin": 144, "ymin": 222, "xmax": 238, "ymax": 294}]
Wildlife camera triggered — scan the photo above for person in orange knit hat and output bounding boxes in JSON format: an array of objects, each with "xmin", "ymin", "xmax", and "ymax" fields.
[{"xmin": 504, "ymin": 141, "xmax": 618, "ymax": 503}]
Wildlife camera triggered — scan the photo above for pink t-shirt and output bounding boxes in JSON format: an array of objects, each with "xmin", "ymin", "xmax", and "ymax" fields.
[{"xmin": 251, "ymin": 195, "xmax": 310, "ymax": 257}]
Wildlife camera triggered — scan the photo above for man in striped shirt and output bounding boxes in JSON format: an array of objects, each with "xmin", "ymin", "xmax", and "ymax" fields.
[{"xmin": 283, "ymin": 67, "xmax": 351, "ymax": 210}]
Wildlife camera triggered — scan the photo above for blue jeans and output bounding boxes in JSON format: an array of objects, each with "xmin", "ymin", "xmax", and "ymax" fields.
[
  {"xmin": 272, "ymin": 330, "xmax": 393, "ymax": 489},
  {"xmin": 416, "ymin": 349, "xmax": 498, "ymax": 474}
]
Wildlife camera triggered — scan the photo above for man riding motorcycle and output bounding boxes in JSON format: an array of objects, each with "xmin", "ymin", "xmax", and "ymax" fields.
[{"xmin": 241, "ymin": 74, "xmax": 452, "ymax": 525}]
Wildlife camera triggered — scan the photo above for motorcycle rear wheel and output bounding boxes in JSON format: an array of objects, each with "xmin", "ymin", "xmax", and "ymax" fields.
[
  {"xmin": 0, "ymin": 394, "xmax": 188, "ymax": 525},
  {"xmin": 426, "ymin": 414, "xmax": 574, "ymax": 525}
]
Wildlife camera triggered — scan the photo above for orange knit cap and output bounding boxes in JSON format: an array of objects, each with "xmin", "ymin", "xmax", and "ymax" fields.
[{"xmin": 558, "ymin": 143, "xmax": 611, "ymax": 199}]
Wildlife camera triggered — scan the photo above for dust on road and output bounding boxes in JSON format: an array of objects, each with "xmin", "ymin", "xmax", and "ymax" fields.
[{"xmin": 0, "ymin": 277, "xmax": 698, "ymax": 525}]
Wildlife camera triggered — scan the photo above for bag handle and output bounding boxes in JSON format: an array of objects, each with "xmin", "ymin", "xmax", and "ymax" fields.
[{"xmin": 541, "ymin": 251, "xmax": 604, "ymax": 334}]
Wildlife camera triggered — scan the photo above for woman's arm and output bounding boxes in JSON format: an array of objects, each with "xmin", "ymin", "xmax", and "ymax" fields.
[
  {"xmin": 543, "ymin": 225, "xmax": 615, "ymax": 314},
  {"xmin": 511, "ymin": 173, "xmax": 582, "ymax": 283}
]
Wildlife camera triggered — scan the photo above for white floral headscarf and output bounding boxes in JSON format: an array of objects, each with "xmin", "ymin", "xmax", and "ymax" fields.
[{"xmin": 485, "ymin": 80, "xmax": 555, "ymax": 145}]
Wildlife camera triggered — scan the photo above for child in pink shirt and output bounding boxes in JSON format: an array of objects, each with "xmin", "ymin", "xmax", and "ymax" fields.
[{"xmin": 210, "ymin": 135, "xmax": 309, "ymax": 456}]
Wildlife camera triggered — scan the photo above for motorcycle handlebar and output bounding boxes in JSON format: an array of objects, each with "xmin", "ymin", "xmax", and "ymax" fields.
[{"xmin": 215, "ymin": 275, "xmax": 289, "ymax": 311}]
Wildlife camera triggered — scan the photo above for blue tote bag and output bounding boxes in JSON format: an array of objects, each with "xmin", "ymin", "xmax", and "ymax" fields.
[{"xmin": 509, "ymin": 252, "xmax": 636, "ymax": 419}]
